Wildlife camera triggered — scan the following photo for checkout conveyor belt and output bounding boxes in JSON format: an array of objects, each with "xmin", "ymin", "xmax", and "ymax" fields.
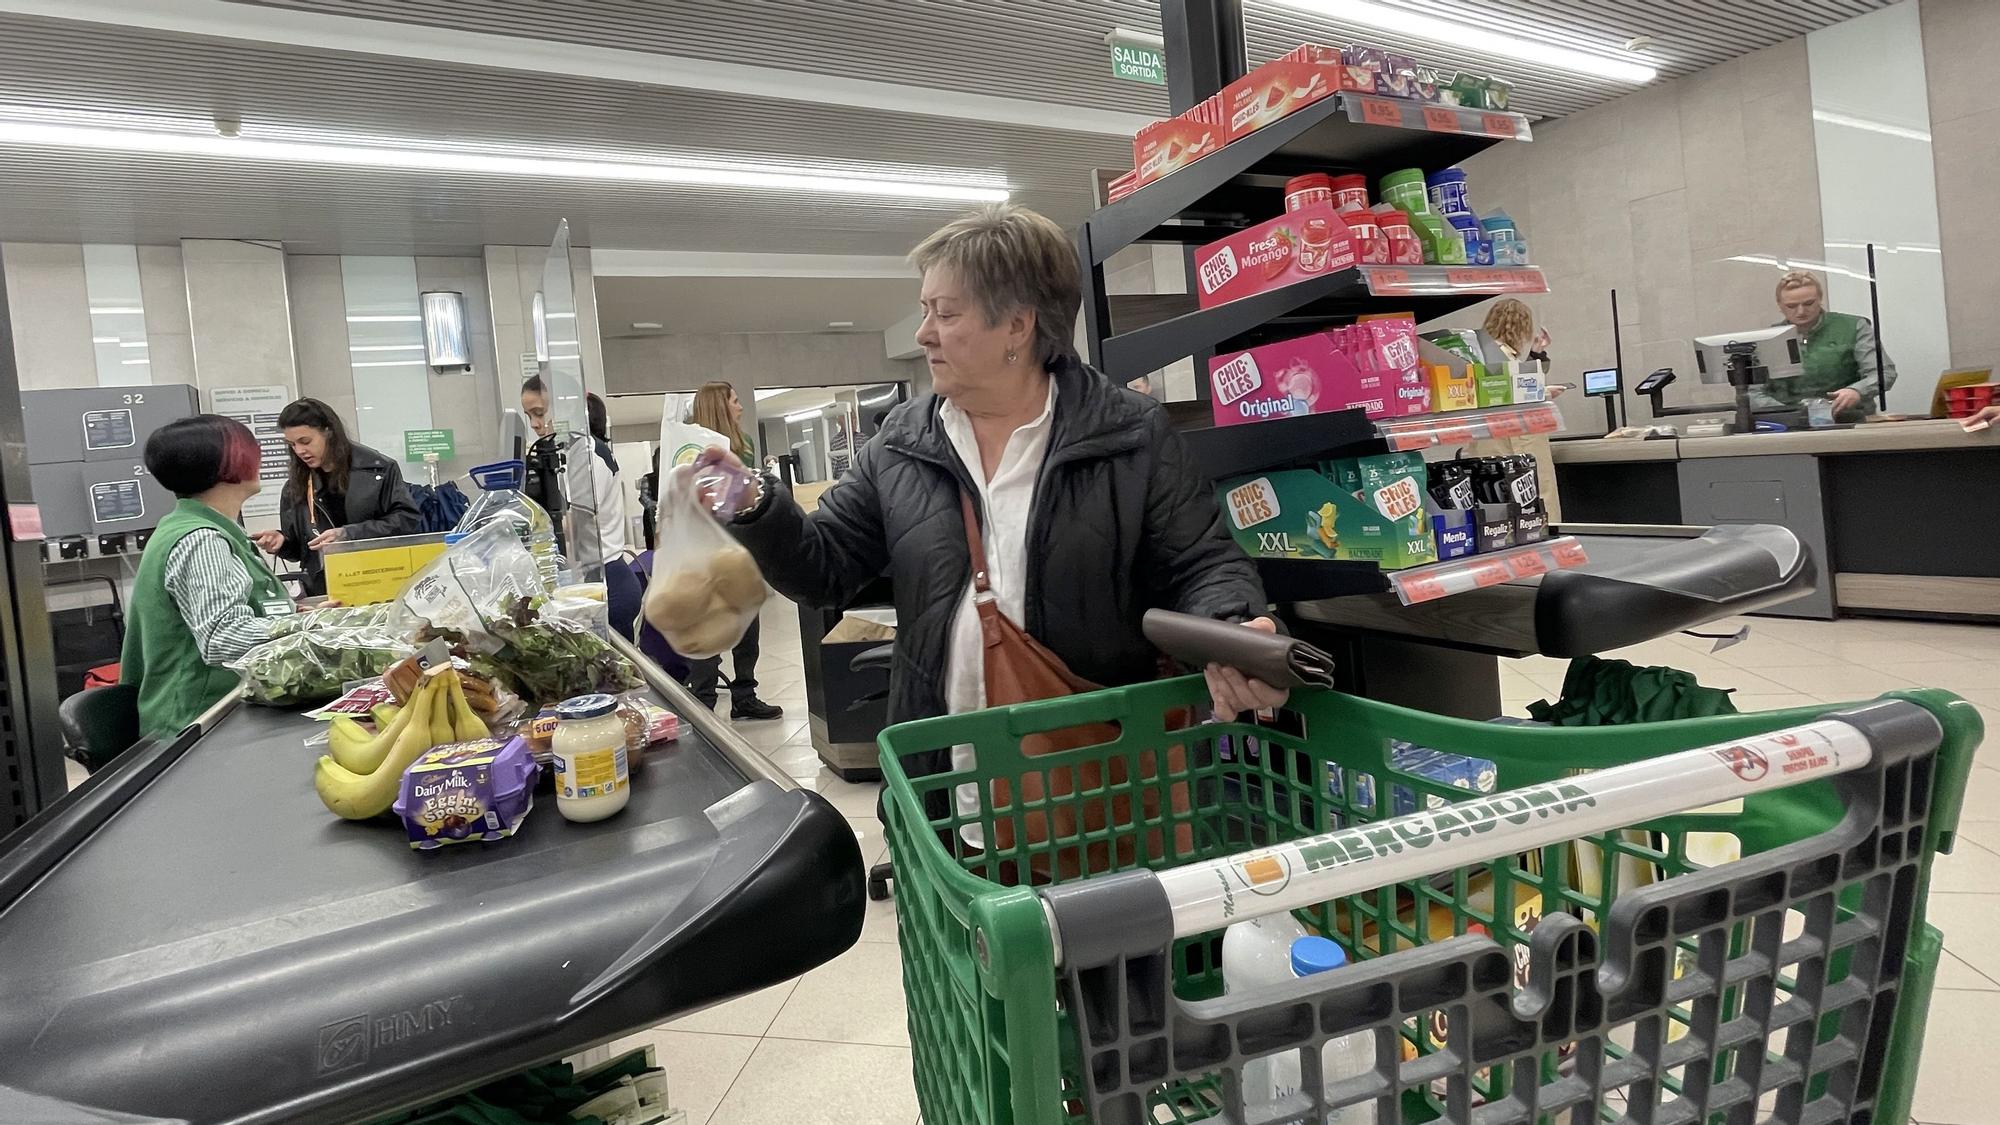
[
  {"xmin": 0, "ymin": 640, "xmax": 864, "ymax": 1125},
  {"xmin": 1291, "ymin": 523, "xmax": 1815, "ymax": 658}
]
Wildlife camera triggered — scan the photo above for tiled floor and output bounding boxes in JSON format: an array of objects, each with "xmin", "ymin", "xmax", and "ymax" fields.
[{"xmin": 610, "ymin": 602, "xmax": 1999, "ymax": 1125}]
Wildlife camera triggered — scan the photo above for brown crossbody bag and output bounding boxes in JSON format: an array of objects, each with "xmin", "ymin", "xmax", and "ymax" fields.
[{"xmin": 959, "ymin": 491, "xmax": 1190, "ymax": 878}]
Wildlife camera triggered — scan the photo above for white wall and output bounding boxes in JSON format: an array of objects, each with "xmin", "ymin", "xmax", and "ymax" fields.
[
  {"xmin": 1923, "ymin": 0, "xmax": 2000, "ymax": 374},
  {"xmin": 1807, "ymin": 2, "xmax": 1949, "ymax": 416},
  {"xmin": 287, "ymin": 253, "xmax": 504, "ymax": 478}
]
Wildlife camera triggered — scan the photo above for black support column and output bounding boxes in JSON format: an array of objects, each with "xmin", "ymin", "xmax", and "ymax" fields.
[
  {"xmin": 1160, "ymin": 0, "xmax": 1248, "ymax": 111},
  {"xmin": 0, "ymin": 247, "xmax": 67, "ymax": 831}
]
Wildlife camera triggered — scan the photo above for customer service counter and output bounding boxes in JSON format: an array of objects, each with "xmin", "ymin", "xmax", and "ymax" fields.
[
  {"xmin": 1552, "ymin": 420, "xmax": 2000, "ymax": 621},
  {"xmin": 0, "ymin": 639, "xmax": 863, "ymax": 1125}
]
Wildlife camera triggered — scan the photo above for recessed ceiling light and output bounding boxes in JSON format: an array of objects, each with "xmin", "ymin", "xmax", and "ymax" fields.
[
  {"xmin": 631, "ymin": 321, "xmax": 663, "ymax": 330},
  {"xmin": 827, "ymin": 321, "xmax": 856, "ymax": 328},
  {"xmin": 0, "ymin": 115, "xmax": 1013, "ymax": 203},
  {"xmin": 1272, "ymin": 0, "xmax": 1658, "ymax": 83}
]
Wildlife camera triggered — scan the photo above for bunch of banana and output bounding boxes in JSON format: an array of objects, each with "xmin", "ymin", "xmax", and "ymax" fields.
[{"xmin": 315, "ymin": 669, "xmax": 491, "ymax": 819}]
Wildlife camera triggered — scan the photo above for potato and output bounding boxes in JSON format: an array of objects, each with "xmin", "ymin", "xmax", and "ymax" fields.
[
  {"xmin": 644, "ymin": 568, "xmax": 714, "ymax": 631},
  {"xmin": 709, "ymin": 544, "xmax": 768, "ymax": 610},
  {"xmin": 671, "ymin": 606, "xmax": 747, "ymax": 658}
]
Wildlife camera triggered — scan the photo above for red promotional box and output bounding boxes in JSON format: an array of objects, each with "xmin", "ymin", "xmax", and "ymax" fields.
[
  {"xmin": 1131, "ymin": 94, "xmax": 1226, "ymax": 191},
  {"xmin": 1208, "ymin": 327, "xmax": 1431, "ymax": 427},
  {"xmin": 1223, "ymin": 44, "xmax": 1365, "ymax": 141},
  {"xmin": 1194, "ymin": 201, "xmax": 1358, "ymax": 309}
]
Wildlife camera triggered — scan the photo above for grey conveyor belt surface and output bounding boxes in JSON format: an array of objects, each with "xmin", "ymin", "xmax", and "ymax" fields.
[
  {"xmin": 0, "ymin": 686, "xmax": 864, "ymax": 1124},
  {"xmin": 1291, "ymin": 523, "xmax": 1813, "ymax": 658}
]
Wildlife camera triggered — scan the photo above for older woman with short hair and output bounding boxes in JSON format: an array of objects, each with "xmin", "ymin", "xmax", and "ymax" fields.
[{"xmin": 701, "ymin": 203, "xmax": 1284, "ymax": 745}]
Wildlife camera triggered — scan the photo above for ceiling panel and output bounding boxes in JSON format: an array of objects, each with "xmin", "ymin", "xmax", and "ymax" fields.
[
  {"xmin": 231, "ymin": 0, "xmax": 1900, "ymax": 118},
  {"xmin": 0, "ymin": 12, "xmax": 1122, "ymax": 253},
  {"xmin": 0, "ymin": 1, "xmax": 1901, "ymax": 254}
]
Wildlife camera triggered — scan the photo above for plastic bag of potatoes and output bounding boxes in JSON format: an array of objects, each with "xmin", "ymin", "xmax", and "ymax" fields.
[{"xmin": 642, "ymin": 460, "xmax": 768, "ymax": 658}]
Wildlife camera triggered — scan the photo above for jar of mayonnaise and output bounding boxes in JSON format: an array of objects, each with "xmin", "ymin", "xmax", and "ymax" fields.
[{"xmin": 551, "ymin": 693, "xmax": 630, "ymax": 823}]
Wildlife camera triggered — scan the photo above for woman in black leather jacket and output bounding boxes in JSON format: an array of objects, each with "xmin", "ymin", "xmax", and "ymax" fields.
[{"xmin": 250, "ymin": 398, "xmax": 421, "ymax": 596}]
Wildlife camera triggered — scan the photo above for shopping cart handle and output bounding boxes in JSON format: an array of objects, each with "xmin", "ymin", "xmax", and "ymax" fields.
[
  {"xmin": 1041, "ymin": 701, "xmax": 1942, "ymax": 964},
  {"xmin": 1141, "ymin": 610, "xmax": 1336, "ymax": 689}
]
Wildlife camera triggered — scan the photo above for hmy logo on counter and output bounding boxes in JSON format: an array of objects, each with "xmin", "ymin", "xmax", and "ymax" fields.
[{"xmin": 318, "ymin": 994, "xmax": 465, "ymax": 1075}]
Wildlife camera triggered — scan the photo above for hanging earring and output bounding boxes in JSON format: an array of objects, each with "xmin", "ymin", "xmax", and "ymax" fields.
[{"xmin": 1006, "ymin": 350, "xmax": 1017, "ymax": 364}]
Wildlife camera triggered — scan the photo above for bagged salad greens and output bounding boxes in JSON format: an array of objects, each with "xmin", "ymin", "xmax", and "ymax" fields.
[
  {"xmin": 468, "ymin": 592, "xmax": 641, "ymax": 705},
  {"xmin": 232, "ymin": 604, "xmax": 414, "ymax": 705}
]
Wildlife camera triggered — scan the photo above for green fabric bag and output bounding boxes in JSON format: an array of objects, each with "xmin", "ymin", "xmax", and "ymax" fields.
[{"xmin": 1527, "ymin": 654, "xmax": 1738, "ymax": 727}]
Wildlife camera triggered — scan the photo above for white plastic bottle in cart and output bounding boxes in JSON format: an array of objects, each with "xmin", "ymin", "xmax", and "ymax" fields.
[
  {"xmin": 1289, "ymin": 936, "xmax": 1377, "ymax": 1124},
  {"xmin": 1222, "ymin": 911, "xmax": 1310, "ymax": 1117}
]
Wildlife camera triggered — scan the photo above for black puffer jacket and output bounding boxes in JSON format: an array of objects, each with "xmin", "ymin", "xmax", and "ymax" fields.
[{"xmin": 734, "ymin": 357, "xmax": 1267, "ymax": 726}]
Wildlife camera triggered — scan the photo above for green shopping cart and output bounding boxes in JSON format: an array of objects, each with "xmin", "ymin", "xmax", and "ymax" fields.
[{"xmin": 878, "ymin": 678, "xmax": 1980, "ymax": 1125}]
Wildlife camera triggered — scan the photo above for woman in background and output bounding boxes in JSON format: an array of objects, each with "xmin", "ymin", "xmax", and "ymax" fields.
[
  {"xmin": 584, "ymin": 391, "xmax": 643, "ymax": 642},
  {"xmin": 685, "ymin": 381, "xmax": 782, "ymax": 721},
  {"xmin": 127, "ymin": 416, "xmax": 294, "ymax": 737},
  {"xmin": 1477, "ymin": 298, "xmax": 1563, "ymax": 521},
  {"xmin": 251, "ymin": 398, "xmax": 421, "ymax": 595}
]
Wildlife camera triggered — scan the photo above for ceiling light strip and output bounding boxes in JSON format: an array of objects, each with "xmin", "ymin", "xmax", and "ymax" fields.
[
  {"xmin": 0, "ymin": 120, "xmax": 1010, "ymax": 203},
  {"xmin": 1271, "ymin": 0, "xmax": 1657, "ymax": 83}
]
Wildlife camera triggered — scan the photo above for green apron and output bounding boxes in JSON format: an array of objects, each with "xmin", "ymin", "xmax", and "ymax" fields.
[{"xmin": 123, "ymin": 498, "xmax": 291, "ymax": 738}]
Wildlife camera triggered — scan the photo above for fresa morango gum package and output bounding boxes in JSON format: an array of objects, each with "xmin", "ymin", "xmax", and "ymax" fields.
[{"xmin": 1194, "ymin": 201, "xmax": 1358, "ymax": 309}]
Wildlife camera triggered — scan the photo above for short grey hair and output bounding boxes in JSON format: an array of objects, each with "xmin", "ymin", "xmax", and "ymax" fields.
[{"xmin": 908, "ymin": 204, "xmax": 1080, "ymax": 366}]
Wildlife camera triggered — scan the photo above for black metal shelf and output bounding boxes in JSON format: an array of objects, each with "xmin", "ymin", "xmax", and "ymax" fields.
[
  {"xmin": 1086, "ymin": 93, "xmax": 1529, "ymax": 263},
  {"xmin": 1179, "ymin": 409, "xmax": 1380, "ymax": 482},
  {"xmin": 1101, "ymin": 265, "xmax": 1546, "ymax": 379},
  {"xmin": 1255, "ymin": 557, "xmax": 1392, "ymax": 603}
]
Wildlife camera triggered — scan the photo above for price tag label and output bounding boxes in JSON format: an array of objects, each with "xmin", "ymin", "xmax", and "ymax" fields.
[
  {"xmin": 1506, "ymin": 549, "xmax": 1549, "ymax": 578},
  {"xmin": 1359, "ymin": 97, "xmax": 1406, "ymax": 128},
  {"xmin": 1399, "ymin": 573, "xmax": 1448, "ymax": 604},
  {"xmin": 1422, "ymin": 106, "xmax": 1462, "ymax": 133},
  {"xmin": 1366, "ymin": 267, "xmax": 1413, "ymax": 296},
  {"xmin": 1481, "ymin": 113, "xmax": 1519, "ymax": 138},
  {"xmin": 1385, "ymin": 429, "xmax": 1428, "ymax": 452},
  {"xmin": 1434, "ymin": 422, "xmax": 1475, "ymax": 446},
  {"xmin": 1443, "ymin": 268, "xmax": 1549, "ymax": 294},
  {"xmin": 1552, "ymin": 539, "xmax": 1589, "ymax": 568},
  {"xmin": 1524, "ymin": 405, "xmax": 1562, "ymax": 434},
  {"xmin": 1469, "ymin": 560, "xmax": 1511, "ymax": 587},
  {"xmin": 1487, "ymin": 411, "xmax": 1527, "ymax": 438}
]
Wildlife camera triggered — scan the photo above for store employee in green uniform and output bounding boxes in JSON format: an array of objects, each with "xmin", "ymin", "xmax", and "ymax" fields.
[
  {"xmin": 1754, "ymin": 269, "xmax": 1898, "ymax": 421},
  {"xmin": 123, "ymin": 415, "xmax": 294, "ymax": 739}
]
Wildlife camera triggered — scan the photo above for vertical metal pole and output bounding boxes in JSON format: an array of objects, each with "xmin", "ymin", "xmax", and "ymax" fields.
[
  {"xmin": 1158, "ymin": 0, "xmax": 1247, "ymax": 113},
  {"xmin": 1160, "ymin": 0, "xmax": 1244, "ymax": 404},
  {"xmin": 1866, "ymin": 242, "xmax": 1889, "ymax": 417},
  {"xmin": 1608, "ymin": 288, "xmax": 1626, "ymax": 430},
  {"xmin": 1077, "ymin": 222, "xmax": 1111, "ymax": 372},
  {"xmin": 0, "ymin": 246, "xmax": 68, "ymax": 830}
]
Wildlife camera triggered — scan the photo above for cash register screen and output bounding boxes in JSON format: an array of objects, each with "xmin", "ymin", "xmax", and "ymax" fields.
[{"xmin": 1583, "ymin": 368, "xmax": 1620, "ymax": 397}]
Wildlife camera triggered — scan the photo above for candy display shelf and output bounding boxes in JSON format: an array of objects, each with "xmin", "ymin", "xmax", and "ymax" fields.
[
  {"xmin": 1175, "ymin": 396, "xmax": 1561, "ymax": 483},
  {"xmin": 1097, "ymin": 264, "xmax": 1548, "ymax": 379},
  {"xmin": 1081, "ymin": 49, "xmax": 1540, "ymax": 613},
  {"xmin": 1387, "ymin": 536, "xmax": 1588, "ymax": 605},
  {"xmin": 1376, "ymin": 401, "xmax": 1564, "ymax": 452},
  {"xmin": 1248, "ymin": 536, "xmax": 1588, "ymax": 605},
  {"xmin": 1082, "ymin": 92, "xmax": 1533, "ymax": 263}
]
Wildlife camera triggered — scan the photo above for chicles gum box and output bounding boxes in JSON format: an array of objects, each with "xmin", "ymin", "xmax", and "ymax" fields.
[
  {"xmin": 1223, "ymin": 44, "xmax": 1358, "ymax": 140},
  {"xmin": 1131, "ymin": 94, "xmax": 1226, "ymax": 191},
  {"xmin": 1208, "ymin": 327, "xmax": 1429, "ymax": 427},
  {"xmin": 1195, "ymin": 201, "xmax": 1357, "ymax": 309}
]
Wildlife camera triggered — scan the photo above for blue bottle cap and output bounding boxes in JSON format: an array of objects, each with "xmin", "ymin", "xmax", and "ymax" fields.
[{"xmin": 1291, "ymin": 936, "xmax": 1349, "ymax": 977}]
